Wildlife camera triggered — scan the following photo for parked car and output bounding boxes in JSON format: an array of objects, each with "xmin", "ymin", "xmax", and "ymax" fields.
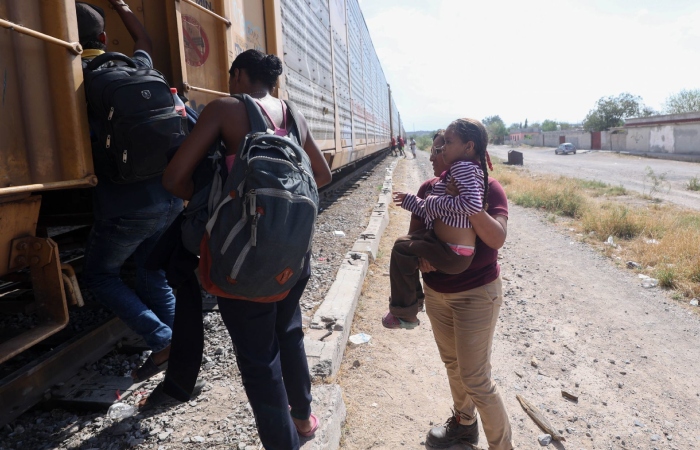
[{"xmin": 555, "ymin": 143, "xmax": 577, "ymax": 155}]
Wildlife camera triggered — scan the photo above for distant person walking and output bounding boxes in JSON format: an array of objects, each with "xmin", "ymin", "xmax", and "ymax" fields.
[
  {"xmin": 398, "ymin": 135, "xmax": 406, "ymax": 158},
  {"xmin": 391, "ymin": 136, "xmax": 397, "ymax": 156},
  {"xmin": 410, "ymin": 137, "xmax": 417, "ymax": 158}
]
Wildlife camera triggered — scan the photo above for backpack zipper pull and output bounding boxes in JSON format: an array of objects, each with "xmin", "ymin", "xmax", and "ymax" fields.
[
  {"xmin": 108, "ymin": 107, "xmax": 114, "ymax": 120},
  {"xmin": 106, "ymin": 135, "xmax": 111, "ymax": 148},
  {"xmin": 248, "ymin": 190, "xmax": 256, "ymax": 216},
  {"xmin": 122, "ymin": 150, "xmax": 127, "ymax": 163},
  {"xmin": 249, "ymin": 190, "xmax": 258, "ymax": 246},
  {"xmin": 251, "ymin": 214, "xmax": 258, "ymax": 247}
]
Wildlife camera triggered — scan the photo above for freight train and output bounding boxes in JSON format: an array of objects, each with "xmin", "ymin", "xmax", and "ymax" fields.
[{"xmin": 0, "ymin": 0, "xmax": 404, "ymax": 425}]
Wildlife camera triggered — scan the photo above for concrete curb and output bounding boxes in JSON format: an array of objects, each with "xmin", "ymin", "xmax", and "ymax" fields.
[
  {"xmin": 301, "ymin": 160, "xmax": 398, "ymax": 449},
  {"xmin": 305, "ymin": 250, "xmax": 368, "ymax": 380},
  {"xmin": 618, "ymin": 151, "xmax": 700, "ymax": 163},
  {"xmin": 351, "ymin": 167, "xmax": 394, "ymax": 261},
  {"xmin": 305, "ymin": 161, "xmax": 397, "ymax": 380}
]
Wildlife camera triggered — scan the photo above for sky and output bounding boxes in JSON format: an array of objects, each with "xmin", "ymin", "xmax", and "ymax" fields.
[{"xmin": 358, "ymin": 0, "xmax": 700, "ymax": 131}]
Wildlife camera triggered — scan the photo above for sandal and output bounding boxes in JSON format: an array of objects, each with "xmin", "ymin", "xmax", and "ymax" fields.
[
  {"xmin": 382, "ymin": 312, "xmax": 419, "ymax": 330},
  {"xmin": 295, "ymin": 412, "xmax": 319, "ymax": 437},
  {"xmin": 131, "ymin": 356, "xmax": 168, "ymax": 382},
  {"xmin": 138, "ymin": 379, "xmax": 206, "ymax": 412}
]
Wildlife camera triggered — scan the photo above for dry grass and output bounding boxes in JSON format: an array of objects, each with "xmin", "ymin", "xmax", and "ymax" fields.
[
  {"xmin": 688, "ymin": 175, "xmax": 700, "ymax": 191},
  {"xmin": 491, "ymin": 159, "xmax": 700, "ymax": 298}
]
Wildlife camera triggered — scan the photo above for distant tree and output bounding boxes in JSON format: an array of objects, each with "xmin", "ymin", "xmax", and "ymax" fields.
[
  {"xmin": 541, "ymin": 119, "xmax": 558, "ymax": 132},
  {"xmin": 508, "ymin": 122, "xmax": 521, "ymax": 132},
  {"xmin": 640, "ymin": 105, "xmax": 658, "ymax": 117},
  {"xmin": 524, "ymin": 119, "xmax": 528, "ymax": 128},
  {"xmin": 530, "ymin": 122, "xmax": 541, "ymax": 129},
  {"xmin": 583, "ymin": 93, "xmax": 647, "ymax": 132},
  {"xmin": 663, "ymin": 89, "xmax": 700, "ymax": 114},
  {"xmin": 483, "ymin": 116, "xmax": 507, "ymax": 144},
  {"xmin": 559, "ymin": 122, "xmax": 571, "ymax": 130},
  {"xmin": 416, "ymin": 134, "xmax": 434, "ymax": 151},
  {"xmin": 483, "ymin": 115, "xmax": 503, "ymax": 126}
]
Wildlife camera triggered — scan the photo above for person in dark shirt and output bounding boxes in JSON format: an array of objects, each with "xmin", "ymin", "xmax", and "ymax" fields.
[
  {"xmin": 162, "ymin": 49, "xmax": 331, "ymax": 450},
  {"xmin": 76, "ymin": 1, "xmax": 183, "ymax": 381},
  {"xmin": 413, "ymin": 131, "xmax": 514, "ymax": 450}
]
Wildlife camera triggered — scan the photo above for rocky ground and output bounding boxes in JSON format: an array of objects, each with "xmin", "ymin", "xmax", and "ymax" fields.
[
  {"xmin": 338, "ymin": 152, "xmax": 700, "ymax": 449},
  {"xmin": 3, "ymin": 150, "xmax": 699, "ymax": 450},
  {"xmin": 0, "ymin": 154, "xmax": 396, "ymax": 450}
]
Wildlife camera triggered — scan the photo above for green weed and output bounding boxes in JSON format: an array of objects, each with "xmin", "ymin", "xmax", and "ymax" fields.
[
  {"xmin": 656, "ymin": 265, "xmax": 677, "ymax": 289},
  {"xmin": 643, "ymin": 166, "xmax": 670, "ymax": 199},
  {"xmin": 582, "ymin": 205, "xmax": 643, "ymax": 239}
]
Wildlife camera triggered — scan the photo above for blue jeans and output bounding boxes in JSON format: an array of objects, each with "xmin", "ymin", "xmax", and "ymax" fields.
[
  {"xmin": 217, "ymin": 276, "xmax": 313, "ymax": 450},
  {"xmin": 82, "ymin": 198, "xmax": 183, "ymax": 353}
]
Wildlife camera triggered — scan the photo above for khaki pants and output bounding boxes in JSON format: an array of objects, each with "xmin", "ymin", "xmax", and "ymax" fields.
[{"xmin": 424, "ymin": 277, "xmax": 513, "ymax": 450}]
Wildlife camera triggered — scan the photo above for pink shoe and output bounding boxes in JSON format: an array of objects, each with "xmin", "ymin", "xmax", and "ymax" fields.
[
  {"xmin": 295, "ymin": 412, "xmax": 319, "ymax": 437},
  {"xmin": 382, "ymin": 312, "xmax": 420, "ymax": 329}
]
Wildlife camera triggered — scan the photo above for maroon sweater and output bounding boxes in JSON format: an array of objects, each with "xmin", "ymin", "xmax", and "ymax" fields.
[{"xmin": 413, "ymin": 178, "xmax": 509, "ymax": 293}]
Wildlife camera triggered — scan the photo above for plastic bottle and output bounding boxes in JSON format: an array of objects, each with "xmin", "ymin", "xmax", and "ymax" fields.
[
  {"xmin": 107, "ymin": 402, "xmax": 137, "ymax": 420},
  {"xmin": 171, "ymin": 88, "xmax": 186, "ymax": 117}
]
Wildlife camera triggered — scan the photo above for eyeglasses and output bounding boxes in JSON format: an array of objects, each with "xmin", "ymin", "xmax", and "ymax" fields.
[{"xmin": 431, "ymin": 144, "xmax": 445, "ymax": 155}]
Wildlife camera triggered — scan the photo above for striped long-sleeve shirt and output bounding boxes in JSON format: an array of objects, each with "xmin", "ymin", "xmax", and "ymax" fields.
[{"xmin": 401, "ymin": 160, "xmax": 484, "ymax": 229}]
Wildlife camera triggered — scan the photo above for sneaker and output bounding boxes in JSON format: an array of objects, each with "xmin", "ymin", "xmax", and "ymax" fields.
[
  {"xmin": 382, "ymin": 311, "xmax": 420, "ymax": 329},
  {"xmin": 426, "ymin": 412, "xmax": 479, "ymax": 448}
]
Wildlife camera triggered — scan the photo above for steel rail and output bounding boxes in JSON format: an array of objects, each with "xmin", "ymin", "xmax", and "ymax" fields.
[
  {"xmin": 183, "ymin": 82, "xmax": 230, "ymax": 97},
  {"xmin": 0, "ymin": 18, "xmax": 82, "ymax": 55},
  {"xmin": 0, "ymin": 176, "xmax": 98, "ymax": 198},
  {"xmin": 177, "ymin": 0, "xmax": 232, "ymax": 27},
  {"xmin": 0, "ymin": 318, "xmax": 131, "ymax": 427}
]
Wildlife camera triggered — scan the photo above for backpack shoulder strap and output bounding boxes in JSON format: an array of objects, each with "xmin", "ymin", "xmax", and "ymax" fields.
[
  {"xmin": 231, "ymin": 93, "xmax": 268, "ymax": 133},
  {"xmin": 283, "ymin": 99, "xmax": 304, "ymax": 145}
]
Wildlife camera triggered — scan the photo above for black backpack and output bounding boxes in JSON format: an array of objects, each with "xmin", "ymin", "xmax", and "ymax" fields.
[
  {"xmin": 198, "ymin": 94, "xmax": 318, "ymax": 301},
  {"xmin": 83, "ymin": 52, "xmax": 187, "ymax": 184}
]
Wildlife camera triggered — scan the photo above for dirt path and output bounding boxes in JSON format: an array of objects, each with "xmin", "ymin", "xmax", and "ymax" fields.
[{"xmin": 338, "ymin": 153, "xmax": 700, "ymax": 449}]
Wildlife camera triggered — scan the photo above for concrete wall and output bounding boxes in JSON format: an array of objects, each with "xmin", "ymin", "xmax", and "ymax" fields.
[
  {"xmin": 623, "ymin": 124, "xmax": 700, "ymax": 155},
  {"xmin": 623, "ymin": 113, "xmax": 700, "ymax": 155},
  {"xmin": 523, "ymin": 134, "xmax": 543, "ymax": 146},
  {"xmin": 625, "ymin": 127, "xmax": 648, "ymax": 152},
  {"xmin": 543, "ymin": 132, "xmax": 560, "ymax": 147},
  {"xmin": 610, "ymin": 131, "xmax": 627, "ymax": 151},
  {"xmin": 542, "ymin": 130, "xmax": 610, "ymax": 150},
  {"xmin": 673, "ymin": 124, "xmax": 700, "ymax": 153},
  {"xmin": 527, "ymin": 113, "xmax": 700, "ymax": 157}
]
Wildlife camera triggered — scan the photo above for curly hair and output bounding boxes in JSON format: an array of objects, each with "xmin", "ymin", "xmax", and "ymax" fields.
[
  {"xmin": 229, "ymin": 49, "xmax": 283, "ymax": 91},
  {"xmin": 446, "ymin": 118, "xmax": 489, "ymax": 206}
]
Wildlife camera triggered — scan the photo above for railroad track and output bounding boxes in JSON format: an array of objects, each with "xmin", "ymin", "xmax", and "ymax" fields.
[
  {"xmin": 0, "ymin": 149, "xmax": 391, "ymax": 428},
  {"xmin": 319, "ymin": 150, "xmax": 390, "ymax": 199}
]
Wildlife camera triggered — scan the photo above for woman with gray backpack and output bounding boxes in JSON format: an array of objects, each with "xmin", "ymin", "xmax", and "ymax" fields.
[{"xmin": 162, "ymin": 50, "xmax": 331, "ymax": 450}]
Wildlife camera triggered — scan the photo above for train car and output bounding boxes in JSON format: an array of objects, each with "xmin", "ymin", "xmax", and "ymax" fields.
[
  {"xmin": 389, "ymin": 87, "xmax": 399, "ymax": 140},
  {"xmin": 0, "ymin": 0, "xmax": 399, "ymax": 425}
]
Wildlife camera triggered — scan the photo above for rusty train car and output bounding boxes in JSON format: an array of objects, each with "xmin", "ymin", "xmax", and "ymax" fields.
[{"xmin": 0, "ymin": 0, "xmax": 404, "ymax": 425}]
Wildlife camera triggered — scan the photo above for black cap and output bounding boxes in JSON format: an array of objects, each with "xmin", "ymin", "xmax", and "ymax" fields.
[{"xmin": 75, "ymin": 2, "xmax": 105, "ymax": 43}]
